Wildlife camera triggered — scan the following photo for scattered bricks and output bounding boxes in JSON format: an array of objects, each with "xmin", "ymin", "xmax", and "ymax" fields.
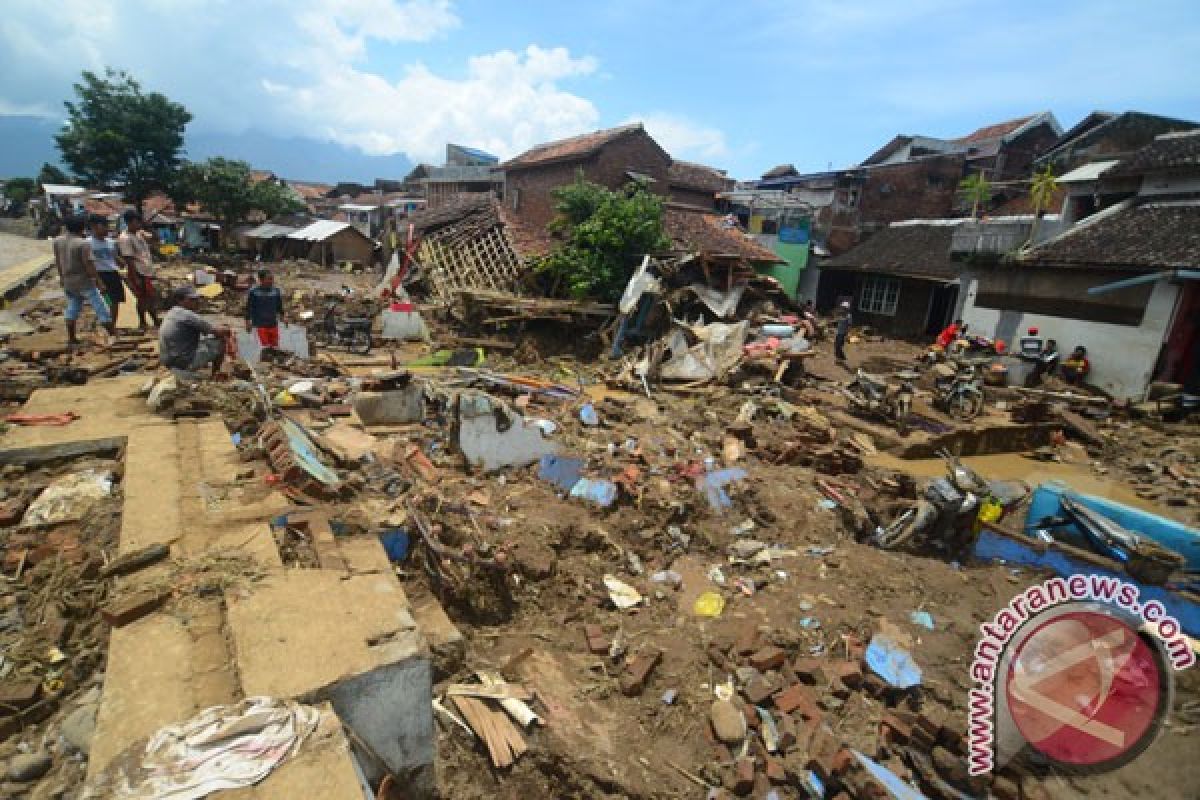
[
  {"xmin": 915, "ymin": 711, "xmax": 941, "ymax": 741},
  {"xmin": 880, "ymin": 713, "xmax": 913, "ymax": 746},
  {"xmin": 583, "ymin": 624, "xmax": 608, "ymax": 655},
  {"xmin": 743, "ymin": 676, "xmax": 775, "ymax": 706},
  {"xmin": 773, "ymin": 684, "xmax": 820, "ymax": 719},
  {"xmin": 764, "ymin": 755, "xmax": 787, "ymax": 784},
  {"xmin": 863, "ymin": 672, "xmax": 887, "ymax": 698},
  {"xmin": 832, "ymin": 660, "xmax": 863, "ymax": 690},
  {"xmin": 931, "ymin": 746, "xmax": 969, "ymax": 787},
  {"xmin": 100, "ymin": 589, "xmax": 171, "ymax": 627},
  {"xmin": 749, "ymin": 646, "xmax": 787, "ymax": 672},
  {"xmin": 733, "ymin": 758, "xmax": 755, "ymax": 796},
  {"xmin": 707, "ymin": 642, "xmax": 734, "ymax": 672},
  {"xmin": 619, "ymin": 649, "xmax": 662, "ymax": 696},
  {"xmin": 0, "ymin": 497, "xmax": 27, "ymax": 526},
  {"xmin": 830, "ymin": 681, "xmax": 852, "ymax": 701},
  {"xmin": 844, "ymin": 634, "xmax": 866, "ymax": 660},
  {"xmin": 742, "ymin": 705, "xmax": 759, "ymax": 730},
  {"xmin": 793, "ymin": 658, "xmax": 829, "ymax": 686},
  {"xmin": 937, "ymin": 720, "xmax": 967, "ymax": 756},
  {"xmin": 776, "ymin": 714, "xmax": 798, "ymax": 752},
  {"xmin": 831, "ymin": 748, "xmax": 856, "ymax": 778},
  {"xmin": 0, "ymin": 681, "xmax": 41, "ymax": 713},
  {"xmin": 804, "ymin": 723, "xmax": 842, "ymax": 784},
  {"xmin": 992, "ymin": 775, "xmax": 1020, "ymax": 800},
  {"xmin": 733, "ymin": 627, "xmax": 760, "ymax": 656}
]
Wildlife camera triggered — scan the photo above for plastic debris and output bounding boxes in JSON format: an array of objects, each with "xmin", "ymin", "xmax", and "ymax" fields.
[
  {"xmin": 706, "ymin": 565, "xmax": 727, "ymax": 586},
  {"xmin": 661, "ymin": 689, "xmax": 678, "ymax": 705},
  {"xmin": 698, "ymin": 467, "xmax": 748, "ymax": 510},
  {"xmin": 650, "ymin": 570, "xmax": 682, "ymax": 588},
  {"xmin": 379, "ymin": 529, "xmax": 410, "ymax": 562},
  {"xmin": 579, "ymin": 403, "xmax": 600, "ymax": 426},
  {"xmin": 693, "ymin": 591, "xmax": 726, "ymax": 617},
  {"xmin": 603, "ymin": 574, "xmax": 643, "ymax": 610},
  {"xmin": 21, "ymin": 469, "xmax": 114, "ymax": 528},
  {"xmin": 533, "ymin": 419, "xmax": 558, "ymax": 436},
  {"xmin": 865, "ymin": 634, "xmax": 923, "ymax": 689},
  {"xmin": 730, "ymin": 519, "xmax": 756, "ymax": 536},
  {"xmin": 851, "ymin": 750, "xmax": 929, "ymax": 799},
  {"xmin": 799, "ymin": 616, "xmax": 821, "ymax": 630},
  {"xmin": 909, "ymin": 610, "xmax": 935, "ymax": 630},
  {"xmin": 538, "ymin": 454, "xmax": 584, "ymax": 491},
  {"xmin": 569, "ymin": 478, "xmax": 618, "ymax": 507}
]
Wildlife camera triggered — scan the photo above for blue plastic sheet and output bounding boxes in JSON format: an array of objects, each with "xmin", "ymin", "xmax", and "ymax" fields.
[
  {"xmin": 570, "ymin": 478, "xmax": 617, "ymax": 508},
  {"xmin": 865, "ymin": 634, "xmax": 923, "ymax": 689},
  {"xmin": 379, "ymin": 529, "xmax": 410, "ymax": 562},
  {"xmin": 579, "ymin": 403, "xmax": 599, "ymax": 426},
  {"xmin": 698, "ymin": 467, "xmax": 748, "ymax": 510},
  {"xmin": 538, "ymin": 455, "xmax": 585, "ymax": 491}
]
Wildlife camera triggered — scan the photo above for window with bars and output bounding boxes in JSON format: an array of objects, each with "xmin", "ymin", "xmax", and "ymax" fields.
[{"xmin": 858, "ymin": 276, "xmax": 900, "ymax": 315}]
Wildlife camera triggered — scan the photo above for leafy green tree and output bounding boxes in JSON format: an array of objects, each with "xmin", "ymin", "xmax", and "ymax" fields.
[
  {"xmin": 958, "ymin": 172, "xmax": 992, "ymax": 219},
  {"xmin": 36, "ymin": 163, "xmax": 70, "ymax": 188},
  {"xmin": 534, "ymin": 175, "xmax": 670, "ymax": 301},
  {"xmin": 171, "ymin": 158, "xmax": 303, "ymax": 246},
  {"xmin": 55, "ymin": 69, "xmax": 192, "ymax": 213},
  {"xmin": 1027, "ymin": 166, "xmax": 1059, "ymax": 245},
  {"xmin": 3, "ymin": 177, "xmax": 36, "ymax": 205}
]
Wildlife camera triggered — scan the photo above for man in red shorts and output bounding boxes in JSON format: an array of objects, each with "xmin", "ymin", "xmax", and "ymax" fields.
[{"xmin": 245, "ymin": 269, "xmax": 285, "ymax": 349}]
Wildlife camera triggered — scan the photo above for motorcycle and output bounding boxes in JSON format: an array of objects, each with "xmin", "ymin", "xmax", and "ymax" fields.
[
  {"xmin": 315, "ymin": 300, "xmax": 373, "ymax": 355},
  {"xmin": 931, "ymin": 363, "xmax": 985, "ymax": 421},
  {"xmin": 874, "ymin": 451, "xmax": 989, "ymax": 553},
  {"xmin": 842, "ymin": 368, "xmax": 915, "ymax": 435}
]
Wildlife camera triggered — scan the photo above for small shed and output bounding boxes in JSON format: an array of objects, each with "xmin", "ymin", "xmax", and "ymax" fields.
[{"xmin": 285, "ymin": 220, "xmax": 377, "ymax": 268}]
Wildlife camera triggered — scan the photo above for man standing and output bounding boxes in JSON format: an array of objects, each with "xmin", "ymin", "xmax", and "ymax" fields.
[
  {"xmin": 88, "ymin": 214, "xmax": 125, "ymax": 324},
  {"xmin": 159, "ymin": 286, "xmax": 233, "ymax": 379},
  {"xmin": 53, "ymin": 215, "xmax": 116, "ymax": 346},
  {"xmin": 834, "ymin": 301, "xmax": 852, "ymax": 363},
  {"xmin": 117, "ymin": 210, "xmax": 159, "ymax": 330},
  {"xmin": 245, "ymin": 269, "xmax": 285, "ymax": 349}
]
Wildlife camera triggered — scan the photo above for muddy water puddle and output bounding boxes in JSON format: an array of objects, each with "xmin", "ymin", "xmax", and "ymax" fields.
[{"xmin": 868, "ymin": 451, "xmax": 1156, "ymax": 510}]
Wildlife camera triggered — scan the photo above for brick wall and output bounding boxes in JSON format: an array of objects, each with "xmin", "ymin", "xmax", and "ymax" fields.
[
  {"xmin": 669, "ymin": 186, "xmax": 718, "ymax": 210},
  {"xmin": 504, "ymin": 130, "xmax": 671, "ymax": 229},
  {"xmin": 858, "ymin": 155, "xmax": 964, "ymax": 228}
]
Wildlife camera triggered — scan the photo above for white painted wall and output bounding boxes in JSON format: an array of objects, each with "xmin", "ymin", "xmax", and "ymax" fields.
[{"xmin": 959, "ymin": 276, "xmax": 1180, "ymax": 399}]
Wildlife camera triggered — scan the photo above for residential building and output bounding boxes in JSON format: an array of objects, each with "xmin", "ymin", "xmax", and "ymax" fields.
[
  {"xmin": 421, "ymin": 143, "xmax": 504, "ymax": 209},
  {"xmin": 500, "ymin": 123, "xmax": 672, "ymax": 229},
  {"xmin": 1036, "ymin": 111, "xmax": 1199, "ymax": 174},
  {"xmin": 955, "ymin": 128, "xmax": 1200, "ymax": 398},
  {"xmin": 667, "ymin": 160, "xmax": 733, "ymax": 210}
]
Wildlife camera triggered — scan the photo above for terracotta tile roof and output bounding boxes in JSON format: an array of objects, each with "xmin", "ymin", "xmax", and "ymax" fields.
[
  {"xmin": 953, "ymin": 115, "xmax": 1036, "ymax": 144},
  {"xmin": 761, "ymin": 163, "xmax": 798, "ymax": 180},
  {"xmin": 249, "ymin": 169, "xmax": 276, "ymax": 184},
  {"xmin": 668, "ymin": 160, "xmax": 732, "ymax": 192},
  {"xmin": 991, "ymin": 186, "xmax": 1067, "ymax": 216},
  {"xmin": 287, "ymin": 181, "xmax": 333, "ymax": 199},
  {"xmin": 663, "ymin": 207, "xmax": 784, "ymax": 263},
  {"xmin": 501, "ymin": 123, "xmax": 647, "ymax": 170},
  {"xmin": 407, "ymin": 193, "xmax": 556, "ymax": 260},
  {"xmin": 824, "ymin": 223, "xmax": 961, "ymax": 281},
  {"xmin": 1106, "ymin": 130, "xmax": 1200, "ymax": 176},
  {"xmin": 1022, "ymin": 202, "xmax": 1200, "ymax": 270}
]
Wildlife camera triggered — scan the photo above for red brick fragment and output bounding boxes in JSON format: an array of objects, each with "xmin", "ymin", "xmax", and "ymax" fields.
[
  {"xmin": 733, "ymin": 758, "xmax": 755, "ymax": 796},
  {"xmin": 832, "ymin": 660, "xmax": 863, "ymax": 689},
  {"xmin": 773, "ymin": 684, "xmax": 820, "ymax": 719},
  {"xmin": 881, "ymin": 712, "xmax": 913, "ymax": 745},
  {"xmin": 764, "ymin": 755, "xmax": 787, "ymax": 783},
  {"xmin": 793, "ymin": 657, "xmax": 828, "ymax": 685},
  {"xmin": 733, "ymin": 627, "xmax": 760, "ymax": 656},
  {"xmin": 583, "ymin": 624, "xmax": 608, "ymax": 655},
  {"xmin": 101, "ymin": 589, "xmax": 170, "ymax": 627},
  {"xmin": 748, "ymin": 645, "xmax": 786, "ymax": 672},
  {"xmin": 619, "ymin": 649, "xmax": 662, "ymax": 696}
]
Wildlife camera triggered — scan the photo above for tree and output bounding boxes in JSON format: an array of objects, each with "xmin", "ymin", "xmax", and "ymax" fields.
[
  {"xmin": 534, "ymin": 175, "xmax": 670, "ymax": 301},
  {"xmin": 958, "ymin": 172, "xmax": 992, "ymax": 219},
  {"xmin": 55, "ymin": 69, "xmax": 192, "ymax": 213},
  {"xmin": 172, "ymin": 158, "xmax": 304, "ymax": 246},
  {"xmin": 1027, "ymin": 166, "xmax": 1059, "ymax": 246},
  {"xmin": 3, "ymin": 177, "xmax": 35, "ymax": 205},
  {"xmin": 36, "ymin": 163, "xmax": 70, "ymax": 188}
]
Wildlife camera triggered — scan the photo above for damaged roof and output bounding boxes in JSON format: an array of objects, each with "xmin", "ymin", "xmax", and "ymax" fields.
[
  {"xmin": 501, "ymin": 123, "xmax": 648, "ymax": 170},
  {"xmin": 668, "ymin": 160, "xmax": 733, "ymax": 192},
  {"xmin": 1106, "ymin": 129, "xmax": 1200, "ymax": 176},
  {"xmin": 663, "ymin": 207, "xmax": 784, "ymax": 263},
  {"xmin": 823, "ymin": 222, "xmax": 962, "ymax": 281},
  {"xmin": 407, "ymin": 193, "xmax": 556, "ymax": 260},
  {"xmin": 1021, "ymin": 201, "xmax": 1200, "ymax": 270}
]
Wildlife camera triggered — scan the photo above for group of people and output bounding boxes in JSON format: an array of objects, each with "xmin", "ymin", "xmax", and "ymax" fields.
[
  {"xmin": 52, "ymin": 213, "xmax": 288, "ymax": 380},
  {"xmin": 51, "ymin": 211, "xmax": 160, "ymax": 346}
]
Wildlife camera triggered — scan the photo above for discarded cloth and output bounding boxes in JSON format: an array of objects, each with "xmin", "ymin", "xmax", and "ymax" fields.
[
  {"xmin": 21, "ymin": 469, "xmax": 114, "ymax": 527},
  {"xmin": 93, "ymin": 697, "xmax": 324, "ymax": 800}
]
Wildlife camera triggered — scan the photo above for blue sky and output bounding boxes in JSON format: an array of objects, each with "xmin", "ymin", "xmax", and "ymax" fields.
[{"xmin": 1, "ymin": 0, "xmax": 1197, "ymax": 180}]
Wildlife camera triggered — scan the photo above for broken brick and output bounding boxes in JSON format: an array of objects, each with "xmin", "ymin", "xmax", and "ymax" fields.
[
  {"xmin": 831, "ymin": 748, "xmax": 856, "ymax": 777},
  {"xmin": 880, "ymin": 713, "xmax": 913, "ymax": 745},
  {"xmin": 743, "ymin": 676, "xmax": 775, "ymax": 706},
  {"xmin": 764, "ymin": 755, "xmax": 787, "ymax": 783},
  {"xmin": 793, "ymin": 657, "xmax": 828, "ymax": 685},
  {"xmin": 831, "ymin": 660, "xmax": 863, "ymax": 689},
  {"xmin": 0, "ymin": 497, "xmax": 26, "ymax": 527},
  {"xmin": 862, "ymin": 672, "xmax": 887, "ymax": 697},
  {"xmin": 937, "ymin": 720, "xmax": 967, "ymax": 755},
  {"xmin": 844, "ymin": 634, "xmax": 866, "ymax": 660},
  {"xmin": 992, "ymin": 774, "xmax": 1020, "ymax": 800},
  {"xmin": 619, "ymin": 649, "xmax": 662, "ymax": 696},
  {"xmin": 733, "ymin": 627, "xmax": 760, "ymax": 656},
  {"xmin": 583, "ymin": 624, "xmax": 608, "ymax": 655},
  {"xmin": 804, "ymin": 723, "xmax": 842, "ymax": 783},
  {"xmin": 773, "ymin": 684, "xmax": 820, "ymax": 719},
  {"xmin": 100, "ymin": 589, "xmax": 171, "ymax": 627},
  {"xmin": 733, "ymin": 758, "xmax": 755, "ymax": 796},
  {"xmin": 0, "ymin": 680, "xmax": 41, "ymax": 712},
  {"xmin": 776, "ymin": 713, "xmax": 798, "ymax": 752},
  {"xmin": 748, "ymin": 645, "xmax": 787, "ymax": 672}
]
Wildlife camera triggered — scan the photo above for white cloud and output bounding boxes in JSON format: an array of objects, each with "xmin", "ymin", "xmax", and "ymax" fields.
[
  {"xmin": 0, "ymin": 1, "xmax": 600, "ymax": 166},
  {"xmin": 631, "ymin": 113, "xmax": 730, "ymax": 161}
]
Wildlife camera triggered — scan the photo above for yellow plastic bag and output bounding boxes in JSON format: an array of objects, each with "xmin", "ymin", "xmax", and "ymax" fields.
[
  {"xmin": 693, "ymin": 591, "xmax": 726, "ymax": 617},
  {"xmin": 978, "ymin": 498, "xmax": 1003, "ymax": 524}
]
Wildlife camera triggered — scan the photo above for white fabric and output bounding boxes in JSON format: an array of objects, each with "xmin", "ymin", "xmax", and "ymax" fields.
[{"xmin": 99, "ymin": 697, "xmax": 323, "ymax": 800}]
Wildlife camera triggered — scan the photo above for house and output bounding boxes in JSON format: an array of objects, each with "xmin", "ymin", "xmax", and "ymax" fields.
[
  {"xmin": 720, "ymin": 189, "xmax": 817, "ymax": 300},
  {"xmin": 955, "ymin": 129, "xmax": 1200, "ymax": 398},
  {"xmin": 1036, "ymin": 111, "xmax": 1199, "ymax": 174},
  {"xmin": 284, "ymin": 220, "xmax": 376, "ymax": 267},
  {"xmin": 820, "ymin": 221, "xmax": 966, "ymax": 337},
  {"xmin": 667, "ymin": 160, "xmax": 733, "ymax": 210},
  {"xmin": 662, "ymin": 206, "xmax": 785, "ymax": 270},
  {"xmin": 500, "ymin": 123, "xmax": 672, "ymax": 229},
  {"xmin": 421, "ymin": 144, "xmax": 504, "ymax": 209}
]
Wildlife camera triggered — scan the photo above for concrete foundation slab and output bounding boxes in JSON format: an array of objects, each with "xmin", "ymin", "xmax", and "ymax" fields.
[{"xmin": 454, "ymin": 391, "xmax": 558, "ymax": 472}]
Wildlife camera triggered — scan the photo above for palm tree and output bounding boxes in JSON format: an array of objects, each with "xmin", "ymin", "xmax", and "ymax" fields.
[
  {"xmin": 1027, "ymin": 166, "xmax": 1059, "ymax": 245},
  {"xmin": 959, "ymin": 173, "xmax": 992, "ymax": 219}
]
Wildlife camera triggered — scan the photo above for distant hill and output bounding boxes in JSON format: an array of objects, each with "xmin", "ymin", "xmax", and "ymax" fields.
[{"xmin": 0, "ymin": 115, "xmax": 413, "ymax": 184}]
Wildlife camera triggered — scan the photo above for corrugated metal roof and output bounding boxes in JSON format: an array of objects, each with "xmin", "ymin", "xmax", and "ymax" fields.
[
  {"xmin": 42, "ymin": 184, "xmax": 86, "ymax": 196},
  {"xmin": 245, "ymin": 223, "xmax": 299, "ymax": 239},
  {"xmin": 288, "ymin": 220, "xmax": 353, "ymax": 241},
  {"xmin": 1057, "ymin": 160, "xmax": 1120, "ymax": 184},
  {"xmin": 338, "ymin": 203, "xmax": 380, "ymax": 212}
]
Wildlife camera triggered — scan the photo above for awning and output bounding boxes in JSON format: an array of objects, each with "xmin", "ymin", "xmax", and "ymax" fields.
[{"xmin": 1087, "ymin": 269, "xmax": 1200, "ymax": 295}]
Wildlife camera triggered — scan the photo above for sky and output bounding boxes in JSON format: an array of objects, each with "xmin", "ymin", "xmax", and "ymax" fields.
[{"xmin": 1, "ymin": 0, "xmax": 1198, "ymax": 182}]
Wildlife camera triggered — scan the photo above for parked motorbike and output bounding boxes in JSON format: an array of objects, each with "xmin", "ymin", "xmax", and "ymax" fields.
[
  {"xmin": 842, "ymin": 369, "xmax": 915, "ymax": 435},
  {"xmin": 931, "ymin": 363, "xmax": 985, "ymax": 421},
  {"xmin": 315, "ymin": 300, "xmax": 372, "ymax": 355},
  {"xmin": 874, "ymin": 451, "xmax": 989, "ymax": 553}
]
